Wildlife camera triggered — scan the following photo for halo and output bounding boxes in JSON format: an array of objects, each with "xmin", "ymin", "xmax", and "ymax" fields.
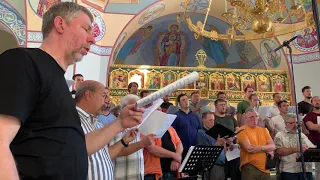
[{"xmin": 168, "ymin": 22, "xmax": 181, "ymax": 32}]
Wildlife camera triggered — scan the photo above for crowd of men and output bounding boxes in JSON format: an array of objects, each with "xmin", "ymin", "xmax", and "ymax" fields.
[{"xmin": 0, "ymin": 2, "xmax": 319, "ymax": 180}]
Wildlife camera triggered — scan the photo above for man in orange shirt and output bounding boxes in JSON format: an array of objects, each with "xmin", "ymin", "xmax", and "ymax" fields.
[{"xmin": 237, "ymin": 108, "xmax": 276, "ymax": 180}]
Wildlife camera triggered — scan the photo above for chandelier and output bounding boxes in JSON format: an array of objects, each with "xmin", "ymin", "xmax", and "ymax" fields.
[{"xmin": 183, "ymin": 0, "xmax": 315, "ymax": 43}]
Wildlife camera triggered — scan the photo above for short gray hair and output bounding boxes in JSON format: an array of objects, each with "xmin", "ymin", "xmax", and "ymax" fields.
[
  {"xmin": 284, "ymin": 113, "xmax": 297, "ymax": 123},
  {"xmin": 120, "ymin": 94, "xmax": 140, "ymax": 110},
  {"xmin": 42, "ymin": 2, "xmax": 93, "ymax": 39},
  {"xmin": 75, "ymin": 81, "xmax": 97, "ymax": 103}
]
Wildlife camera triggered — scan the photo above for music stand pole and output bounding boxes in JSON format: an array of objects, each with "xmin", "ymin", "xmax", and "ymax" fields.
[{"xmin": 286, "ymin": 44, "xmax": 308, "ymax": 180}]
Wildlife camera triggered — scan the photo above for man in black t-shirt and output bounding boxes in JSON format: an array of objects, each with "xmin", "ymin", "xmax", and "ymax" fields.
[
  {"xmin": 71, "ymin": 73, "xmax": 84, "ymax": 95},
  {"xmin": 298, "ymin": 86, "xmax": 313, "ymax": 115},
  {"xmin": 0, "ymin": 2, "xmax": 144, "ymax": 180},
  {"xmin": 160, "ymin": 94, "xmax": 173, "ymax": 112}
]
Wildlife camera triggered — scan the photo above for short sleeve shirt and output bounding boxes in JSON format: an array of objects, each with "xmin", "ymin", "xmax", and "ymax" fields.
[
  {"xmin": 0, "ymin": 48, "xmax": 88, "ymax": 179},
  {"xmin": 303, "ymin": 112, "xmax": 320, "ymax": 145}
]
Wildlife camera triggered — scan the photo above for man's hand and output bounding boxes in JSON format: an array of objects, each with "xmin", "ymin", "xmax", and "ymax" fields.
[
  {"xmin": 297, "ymin": 145, "xmax": 308, "ymax": 152},
  {"xmin": 141, "ymin": 134, "xmax": 156, "ymax": 147},
  {"xmin": 172, "ymin": 153, "xmax": 182, "ymax": 164},
  {"xmin": 118, "ymin": 102, "xmax": 145, "ymax": 129},
  {"xmin": 267, "ymin": 151, "xmax": 274, "ymax": 159},
  {"xmin": 216, "ymin": 135, "xmax": 227, "ymax": 146},
  {"xmin": 123, "ymin": 129, "xmax": 138, "ymax": 144},
  {"xmin": 226, "ymin": 137, "xmax": 234, "ymax": 145},
  {"xmin": 170, "ymin": 160, "xmax": 180, "ymax": 171},
  {"xmin": 228, "ymin": 143, "xmax": 234, "ymax": 151}
]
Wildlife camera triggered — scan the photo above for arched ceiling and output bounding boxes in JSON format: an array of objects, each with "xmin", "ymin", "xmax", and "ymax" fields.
[{"xmin": 4, "ymin": 0, "xmax": 26, "ymax": 20}]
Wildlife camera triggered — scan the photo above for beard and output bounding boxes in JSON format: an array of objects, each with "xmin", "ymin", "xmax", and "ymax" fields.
[{"xmin": 314, "ymin": 106, "xmax": 320, "ymax": 110}]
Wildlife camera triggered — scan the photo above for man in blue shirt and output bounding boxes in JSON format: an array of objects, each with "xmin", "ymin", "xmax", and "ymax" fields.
[
  {"xmin": 172, "ymin": 93, "xmax": 201, "ymax": 159},
  {"xmin": 197, "ymin": 111, "xmax": 226, "ymax": 180}
]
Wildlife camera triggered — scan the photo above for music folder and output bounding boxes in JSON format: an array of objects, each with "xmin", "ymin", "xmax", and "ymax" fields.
[{"xmin": 205, "ymin": 124, "xmax": 236, "ymax": 139}]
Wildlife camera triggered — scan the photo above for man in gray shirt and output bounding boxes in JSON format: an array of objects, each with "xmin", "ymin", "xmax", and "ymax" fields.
[{"xmin": 189, "ymin": 91, "xmax": 210, "ymax": 122}]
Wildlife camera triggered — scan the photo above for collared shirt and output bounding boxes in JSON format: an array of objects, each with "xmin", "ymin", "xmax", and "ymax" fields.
[
  {"xmin": 97, "ymin": 113, "xmax": 117, "ymax": 126},
  {"xmin": 76, "ymin": 107, "xmax": 114, "ymax": 180},
  {"xmin": 274, "ymin": 131, "xmax": 314, "ymax": 173},
  {"xmin": 109, "ymin": 132, "xmax": 144, "ymax": 180},
  {"xmin": 172, "ymin": 109, "xmax": 201, "ymax": 151},
  {"xmin": 197, "ymin": 127, "xmax": 225, "ymax": 165},
  {"xmin": 269, "ymin": 114, "xmax": 286, "ymax": 136},
  {"xmin": 270, "ymin": 104, "xmax": 280, "ymax": 118}
]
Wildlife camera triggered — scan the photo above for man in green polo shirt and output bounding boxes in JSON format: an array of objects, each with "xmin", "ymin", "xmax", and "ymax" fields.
[{"xmin": 237, "ymin": 87, "xmax": 254, "ymax": 126}]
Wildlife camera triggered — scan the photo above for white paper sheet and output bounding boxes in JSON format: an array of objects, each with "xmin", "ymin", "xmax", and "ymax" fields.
[
  {"xmin": 166, "ymin": 105, "xmax": 179, "ymax": 114},
  {"xmin": 136, "ymin": 98, "xmax": 164, "ymax": 129},
  {"xmin": 258, "ymin": 106, "xmax": 271, "ymax": 120},
  {"xmin": 226, "ymin": 144, "xmax": 240, "ymax": 161},
  {"xmin": 66, "ymin": 79, "xmax": 74, "ymax": 88},
  {"xmin": 289, "ymin": 106, "xmax": 297, "ymax": 114},
  {"xmin": 198, "ymin": 99, "xmax": 212, "ymax": 107},
  {"xmin": 139, "ymin": 110, "xmax": 177, "ymax": 138},
  {"xmin": 136, "ymin": 72, "xmax": 199, "ymax": 108}
]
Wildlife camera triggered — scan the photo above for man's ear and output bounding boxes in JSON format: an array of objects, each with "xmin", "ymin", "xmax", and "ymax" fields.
[{"xmin": 53, "ymin": 16, "xmax": 67, "ymax": 34}]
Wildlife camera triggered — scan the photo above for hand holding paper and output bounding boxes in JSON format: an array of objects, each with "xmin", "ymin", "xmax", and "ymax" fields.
[{"xmin": 197, "ymin": 99, "xmax": 212, "ymax": 107}]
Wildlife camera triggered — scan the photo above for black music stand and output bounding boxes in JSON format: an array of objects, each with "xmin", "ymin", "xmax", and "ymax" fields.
[
  {"xmin": 297, "ymin": 148, "xmax": 320, "ymax": 162},
  {"xmin": 176, "ymin": 145, "xmax": 224, "ymax": 180}
]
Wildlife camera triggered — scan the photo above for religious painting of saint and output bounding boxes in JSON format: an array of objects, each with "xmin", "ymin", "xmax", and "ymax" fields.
[
  {"xmin": 241, "ymin": 74, "xmax": 256, "ymax": 91},
  {"xmin": 226, "ymin": 73, "xmax": 240, "ymax": 91},
  {"xmin": 179, "ymin": 71, "xmax": 194, "ymax": 89},
  {"xmin": 293, "ymin": 27, "xmax": 318, "ymax": 52},
  {"xmin": 257, "ymin": 74, "xmax": 271, "ymax": 92},
  {"xmin": 196, "ymin": 72, "xmax": 208, "ymax": 89},
  {"xmin": 113, "ymin": 32, "xmax": 127, "ymax": 63},
  {"xmin": 260, "ymin": 40, "xmax": 281, "ymax": 68},
  {"xmin": 162, "ymin": 71, "xmax": 177, "ymax": 87},
  {"xmin": 30, "ymin": 0, "xmax": 73, "ymax": 18},
  {"xmin": 197, "ymin": 25, "xmax": 229, "ymax": 68},
  {"xmin": 138, "ymin": 4, "xmax": 165, "ymax": 25},
  {"xmin": 146, "ymin": 71, "xmax": 161, "ymax": 89},
  {"xmin": 210, "ymin": 73, "xmax": 225, "ymax": 90},
  {"xmin": 128, "ymin": 70, "xmax": 145, "ymax": 89},
  {"xmin": 154, "ymin": 22, "xmax": 187, "ymax": 66},
  {"xmin": 110, "ymin": 70, "xmax": 128, "ymax": 89},
  {"xmin": 116, "ymin": 25, "xmax": 154, "ymax": 62},
  {"xmin": 271, "ymin": 76, "xmax": 286, "ymax": 92}
]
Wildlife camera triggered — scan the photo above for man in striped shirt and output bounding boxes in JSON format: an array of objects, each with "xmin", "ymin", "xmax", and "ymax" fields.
[{"xmin": 75, "ymin": 80, "xmax": 142, "ymax": 179}]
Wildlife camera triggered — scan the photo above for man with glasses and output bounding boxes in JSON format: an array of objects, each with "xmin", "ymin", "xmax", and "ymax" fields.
[
  {"xmin": 237, "ymin": 108, "xmax": 276, "ymax": 180},
  {"xmin": 75, "ymin": 80, "xmax": 140, "ymax": 180},
  {"xmin": 275, "ymin": 113, "xmax": 314, "ymax": 180}
]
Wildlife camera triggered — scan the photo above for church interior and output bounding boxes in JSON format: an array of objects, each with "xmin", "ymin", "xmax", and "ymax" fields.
[{"xmin": 2, "ymin": 0, "xmax": 320, "ymax": 179}]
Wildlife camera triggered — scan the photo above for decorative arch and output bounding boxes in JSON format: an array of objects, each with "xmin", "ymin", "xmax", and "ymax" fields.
[{"xmin": 0, "ymin": 1, "xmax": 26, "ymax": 47}]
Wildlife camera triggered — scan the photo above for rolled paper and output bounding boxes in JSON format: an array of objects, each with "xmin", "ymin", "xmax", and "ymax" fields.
[{"xmin": 136, "ymin": 71, "xmax": 199, "ymax": 108}]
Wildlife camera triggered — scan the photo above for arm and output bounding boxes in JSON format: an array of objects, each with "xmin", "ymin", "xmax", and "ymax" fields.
[
  {"xmin": 0, "ymin": 115, "xmax": 21, "ymax": 180},
  {"xmin": 276, "ymin": 147, "xmax": 300, "ymax": 156},
  {"xmin": 305, "ymin": 121, "xmax": 320, "ymax": 131},
  {"xmin": 118, "ymin": 134, "xmax": 155, "ymax": 156},
  {"xmin": 85, "ymin": 119, "xmax": 124, "ymax": 155},
  {"xmin": 109, "ymin": 141, "xmax": 126, "ymax": 160},
  {"xmin": 236, "ymin": 113, "xmax": 242, "ymax": 127},
  {"xmin": 175, "ymin": 142, "xmax": 183, "ymax": 156},
  {"xmin": 145, "ymin": 144, "xmax": 181, "ymax": 162}
]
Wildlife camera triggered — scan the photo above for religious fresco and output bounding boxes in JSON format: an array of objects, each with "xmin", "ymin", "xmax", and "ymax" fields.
[
  {"xmin": 87, "ymin": 8, "xmax": 106, "ymax": 42},
  {"xmin": 180, "ymin": 0, "xmax": 209, "ymax": 12},
  {"xmin": 115, "ymin": 13, "xmax": 266, "ymax": 69},
  {"xmin": 28, "ymin": 0, "xmax": 74, "ymax": 18},
  {"xmin": 138, "ymin": 4, "xmax": 165, "ymax": 25},
  {"xmin": 260, "ymin": 39, "xmax": 282, "ymax": 68},
  {"xmin": 104, "ymin": 0, "xmax": 158, "ymax": 14},
  {"xmin": 82, "ymin": 0, "xmax": 108, "ymax": 11},
  {"xmin": 109, "ymin": 64, "xmax": 291, "ymax": 105},
  {"xmin": 113, "ymin": 32, "xmax": 127, "ymax": 63},
  {"xmin": 293, "ymin": 27, "xmax": 318, "ymax": 52}
]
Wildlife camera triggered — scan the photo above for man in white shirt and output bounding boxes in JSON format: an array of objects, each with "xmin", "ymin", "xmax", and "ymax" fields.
[
  {"xmin": 269, "ymin": 100, "xmax": 289, "ymax": 138},
  {"xmin": 270, "ymin": 93, "xmax": 282, "ymax": 118},
  {"xmin": 275, "ymin": 113, "xmax": 315, "ymax": 180}
]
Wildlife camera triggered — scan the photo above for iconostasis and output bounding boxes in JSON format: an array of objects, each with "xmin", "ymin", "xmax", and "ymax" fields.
[{"xmin": 109, "ymin": 64, "xmax": 290, "ymax": 107}]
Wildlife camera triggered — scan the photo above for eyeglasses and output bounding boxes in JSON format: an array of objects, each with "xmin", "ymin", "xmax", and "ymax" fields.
[{"xmin": 285, "ymin": 122, "xmax": 296, "ymax": 125}]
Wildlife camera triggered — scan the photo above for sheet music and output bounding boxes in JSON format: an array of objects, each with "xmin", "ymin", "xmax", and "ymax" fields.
[
  {"xmin": 198, "ymin": 99, "xmax": 212, "ymax": 107},
  {"xmin": 136, "ymin": 98, "xmax": 164, "ymax": 129},
  {"xmin": 138, "ymin": 110, "xmax": 177, "ymax": 138},
  {"xmin": 226, "ymin": 144, "xmax": 240, "ymax": 161},
  {"xmin": 136, "ymin": 72, "xmax": 199, "ymax": 108},
  {"xmin": 166, "ymin": 105, "xmax": 179, "ymax": 114}
]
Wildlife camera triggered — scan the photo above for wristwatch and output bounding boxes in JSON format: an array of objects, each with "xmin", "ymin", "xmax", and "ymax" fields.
[
  {"xmin": 121, "ymin": 138, "xmax": 129, "ymax": 147},
  {"xmin": 261, "ymin": 146, "xmax": 265, "ymax": 152}
]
